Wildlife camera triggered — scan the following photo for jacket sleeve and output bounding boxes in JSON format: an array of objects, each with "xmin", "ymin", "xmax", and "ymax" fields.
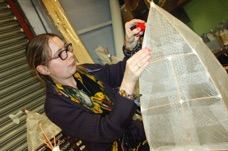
[{"xmin": 82, "ymin": 56, "xmax": 129, "ymax": 88}]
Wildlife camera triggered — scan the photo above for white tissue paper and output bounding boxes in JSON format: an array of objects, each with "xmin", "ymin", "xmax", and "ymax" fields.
[{"xmin": 140, "ymin": 2, "xmax": 228, "ymax": 151}]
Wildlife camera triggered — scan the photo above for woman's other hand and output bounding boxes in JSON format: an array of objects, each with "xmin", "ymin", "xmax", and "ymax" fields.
[
  {"xmin": 120, "ymin": 47, "xmax": 152, "ymax": 95},
  {"xmin": 124, "ymin": 19, "xmax": 146, "ymax": 50}
]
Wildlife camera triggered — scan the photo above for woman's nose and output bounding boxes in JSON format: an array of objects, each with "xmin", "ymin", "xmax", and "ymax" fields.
[{"xmin": 68, "ymin": 51, "xmax": 75, "ymax": 59}]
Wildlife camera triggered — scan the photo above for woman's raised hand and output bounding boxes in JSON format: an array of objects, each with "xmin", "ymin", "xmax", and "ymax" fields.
[
  {"xmin": 120, "ymin": 47, "xmax": 152, "ymax": 95},
  {"xmin": 124, "ymin": 19, "xmax": 145, "ymax": 50}
]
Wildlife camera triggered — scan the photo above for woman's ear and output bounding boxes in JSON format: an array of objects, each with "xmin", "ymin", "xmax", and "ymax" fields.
[{"xmin": 36, "ymin": 65, "xmax": 50, "ymax": 75}]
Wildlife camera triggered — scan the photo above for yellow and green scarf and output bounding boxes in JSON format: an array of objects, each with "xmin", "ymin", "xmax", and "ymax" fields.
[
  {"xmin": 53, "ymin": 69, "xmax": 113, "ymax": 114},
  {"xmin": 52, "ymin": 69, "xmax": 148, "ymax": 151}
]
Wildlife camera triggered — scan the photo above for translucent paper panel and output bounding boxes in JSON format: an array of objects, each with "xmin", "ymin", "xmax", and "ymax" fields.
[
  {"xmin": 142, "ymin": 99, "xmax": 228, "ymax": 150},
  {"xmin": 140, "ymin": 2, "xmax": 228, "ymax": 150}
]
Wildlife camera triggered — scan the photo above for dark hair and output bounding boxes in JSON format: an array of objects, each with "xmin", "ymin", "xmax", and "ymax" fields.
[{"xmin": 25, "ymin": 33, "xmax": 63, "ymax": 82}]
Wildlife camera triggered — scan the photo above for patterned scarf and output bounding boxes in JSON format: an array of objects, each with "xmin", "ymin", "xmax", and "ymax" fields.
[
  {"xmin": 53, "ymin": 69, "xmax": 113, "ymax": 114},
  {"xmin": 52, "ymin": 68, "xmax": 148, "ymax": 151}
]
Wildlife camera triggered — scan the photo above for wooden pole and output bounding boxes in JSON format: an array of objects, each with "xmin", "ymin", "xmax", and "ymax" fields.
[{"xmin": 42, "ymin": 0, "xmax": 94, "ymax": 63}]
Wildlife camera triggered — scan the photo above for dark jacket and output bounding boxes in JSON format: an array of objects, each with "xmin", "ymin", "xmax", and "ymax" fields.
[{"xmin": 44, "ymin": 57, "xmax": 146, "ymax": 151}]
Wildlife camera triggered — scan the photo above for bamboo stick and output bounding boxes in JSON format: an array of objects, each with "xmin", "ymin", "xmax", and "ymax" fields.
[{"xmin": 42, "ymin": 0, "xmax": 94, "ymax": 63}]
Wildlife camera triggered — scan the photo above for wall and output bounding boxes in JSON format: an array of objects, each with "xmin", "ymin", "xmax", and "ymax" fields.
[
  {"xmin": 59, "ymin": 0, "xmax": 116, "ymax": 63},
  {"xmin": 184, "ymin": 0, "xmax": 228, "ymax": 35}
]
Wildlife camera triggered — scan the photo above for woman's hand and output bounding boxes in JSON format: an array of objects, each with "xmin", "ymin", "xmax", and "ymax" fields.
[
  {"xmin": 120, "ymin": 47, "xmax": 152, "ymax": 95},
  {"xmin": 125, "ymin": 19, "xmax": 146, "ymax": 50}
]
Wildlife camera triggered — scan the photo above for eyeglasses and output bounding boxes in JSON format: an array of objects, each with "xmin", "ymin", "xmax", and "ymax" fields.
[{"xmin": 49, "ymin": 43, "xmax": 73, "ymax": 61}]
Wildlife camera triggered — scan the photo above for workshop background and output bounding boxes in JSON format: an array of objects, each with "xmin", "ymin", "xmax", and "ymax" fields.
[{"xmin": 0, "ymin": 0, "xmax": 227, "ymax": 150}]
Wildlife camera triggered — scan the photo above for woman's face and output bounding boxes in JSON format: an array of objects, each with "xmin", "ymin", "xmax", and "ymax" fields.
[{"xmin": 47, "ymin": 36, "xmax": 77, "ymax": 83}]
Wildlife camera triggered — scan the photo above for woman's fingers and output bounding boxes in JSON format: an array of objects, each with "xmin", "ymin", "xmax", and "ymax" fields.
[
  {"xmin": 120, "ymin": 47, "xmax": 152, "ymax": 94},
  {"xmin": 125, "ymin": 19, "xmax": 146, "ymax": 49},
  {"xmin": 128, "ymin": 47, "xmax": 152, "ymax": 65},
  {"xmin": 126, "ymin": 47, "xmax": 152, "ymax": 76},
  {"xmin": 125, "ymin": 19, "xmax": 145, "ymax": 32}
]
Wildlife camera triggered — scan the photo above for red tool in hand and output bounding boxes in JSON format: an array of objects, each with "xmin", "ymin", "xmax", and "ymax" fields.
[{"xmin": 136, "ymin": 23, "xmax": 146, "ymax": 31}]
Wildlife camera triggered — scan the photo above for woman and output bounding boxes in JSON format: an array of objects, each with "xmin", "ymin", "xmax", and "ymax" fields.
[{"xmin": 26, "ymin": 19, "xmax": 152, "ymax": 151}]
